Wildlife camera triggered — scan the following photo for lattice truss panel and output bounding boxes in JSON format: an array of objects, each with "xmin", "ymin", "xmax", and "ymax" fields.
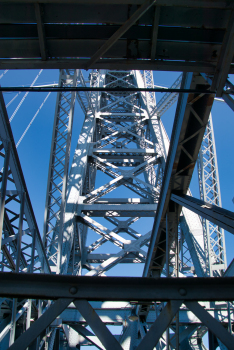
[
  {"xmin": 43, "ymin": 69, "xmax": 78, "ymax": 268},
  {"xmin": 0, "ymin": 95, "xmax": 51, "ymax": 347},
  {"xmin": 70, "ymin": 70, "xmax": 164, "ymax": 278},
  {"xmin": 0, "ymin": 130, "xmax": 48, "ymax": 277},
  {"xmin": 153, "ymin": 72, "xmax": 227, "ymax": 278},
  {"xmin": 197, "ymin": 116, "xmax": 226, "ymax": 276}
]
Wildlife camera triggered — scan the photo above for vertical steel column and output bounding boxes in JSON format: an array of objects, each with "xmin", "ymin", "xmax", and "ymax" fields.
[
  {"xmin": 166, "ymin": 212, "xmax": 170, "ymax": 350},
  {"xmin": 26, "ymin": 229, "xmax": 36, "ymax": 332},
  {"xmin": 208, "ymin": 331, "xmax": 216, "ymax": 350},
  {"xmin": 228, "ymin": 302, "xmax": 232, "ymax": 334},
  {"xmin": 9, "ymin": 192, "xmax": 25, "ymax": 346},
  {"xmin": 15, "ymin": 192, "xmax": 25, "ymax": 272},
  {"xmin": 146, "ymin": 73, "xmax": 226, "ymax": 279},
  {"xmin": 43, "ymin": 69, "xmax": 78, "ymax": 271},
  {"xmin": 0, "ymin": 141, "xmax": 11, "ymax": 251},
  {"xmin": 142, "ymin": 70, "xmax": 166, "ymax": 160},
  {"xmin": 175, "ymin": 208, "xmax": 179, "ymax": 350},
  {"xmin": 60, "ymin": 107, "xmax": 96, "ymax": 275},
  {"xmin": 36, "ymin": 301, "xmax": 43, "ymax": 350},
  {"xmin": 197, "ymin": 114, "xmax": 227, "ymax": 276},
  {"xmin": 57, "ymin": 70, "xmax": 78, "ymax": 274}
]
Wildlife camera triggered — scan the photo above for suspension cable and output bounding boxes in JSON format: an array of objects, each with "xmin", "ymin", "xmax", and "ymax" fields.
[
  {"xmin": 0, "ymin": 70, "xmax": 8, "ymax": 80},
  {"xmin": 9, "ymin": 69, "xmax": 43, "ymax": 123},
  {"xmin": 6, "ymin": 92, "xmax": 22, "ymax": 108},
  {"xmin": 16, "ymin": 91, "xmax": 51, "ymax": 148}
]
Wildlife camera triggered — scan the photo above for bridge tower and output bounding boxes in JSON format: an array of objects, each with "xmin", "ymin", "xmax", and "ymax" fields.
[{"xmin": 0, "ymin": 68, "xmax": 232, "ymax": 350}]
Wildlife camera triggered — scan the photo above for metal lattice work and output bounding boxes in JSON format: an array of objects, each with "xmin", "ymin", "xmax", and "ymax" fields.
[
  {"xmin": 43, "ymin": 68, "xmax": 94, "ymax": 273},
  {"xmin": 155, "ymin": 72, "xmax": 227, "ymax": 278},
  {"xmin": 197, "ymin": 115, "xmax": 227, "ymax": 276},
  {"xmin": 60, "ymin": 70, "xmax": 163, "ymax": 279},
  {"xmin": 43, "ymin": 70, "xmax": 77, "ymax": 270},
  {"xmin": 0, "ymin": 67, "xmax": 233, "ymax": 350},
  {"xmin": 154, "ymin": 74, "xmax": 183, "ymax": 118},
  {"xmin": 0, "ymin": 99, "xmax": 49, "ymax": 275},
  {"xmin": 0, "ymin": 92, "xmax": 51, "ymax": 348}
]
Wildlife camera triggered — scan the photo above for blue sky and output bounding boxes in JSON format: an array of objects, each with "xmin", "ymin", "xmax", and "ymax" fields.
[{"xmin": 1, "ymin": 68, "xmax": 234, "ymax": 272}]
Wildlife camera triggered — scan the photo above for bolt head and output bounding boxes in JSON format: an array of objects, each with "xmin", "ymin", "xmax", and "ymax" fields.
[
  {"xmin": 69, "ymin": 286, "xmax": 78, "ymax": 295},
  {"xmin": 179, "ymin": 288, "xmax": 187, "ymax": 296}
]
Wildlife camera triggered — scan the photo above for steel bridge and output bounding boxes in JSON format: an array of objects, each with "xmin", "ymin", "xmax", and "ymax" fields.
[{"xmin": 0, "ymin": 1, "xmax": 234, "ymax": 350}]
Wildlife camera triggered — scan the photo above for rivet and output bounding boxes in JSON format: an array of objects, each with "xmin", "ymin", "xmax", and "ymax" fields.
[
  {"xmin": 179, "ymin": 288, "xmax": 187, "ymax": 296},
  {"xmin": 69, "ymin": 286, "xmax": 78, "ymax": 295}
]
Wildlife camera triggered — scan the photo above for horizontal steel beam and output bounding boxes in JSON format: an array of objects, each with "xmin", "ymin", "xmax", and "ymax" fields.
[
  {"xmin": 92, "ymin": 148, "xmax": 157, "ymax": 154},
  {"xmin": 0, "ymin": 59, "xmax": 228, "ymax": 73},
  {"xmin": 86, "ymin": 0, "xmax": 156, "ymax": 69},
  {"xmin": 91, "ymin": 198, "xmax": 151, "ymax": 204},
  {"xmin": 78, "ymin": 204, "xmax": 157, "ymax": 217},
  {"xmin": 85, "ymin": 253, "xmax": 144, "ymax": 263},
  {"xmin": 0, "ymin": 273, "xmax": 234, "ymax": 301},
  {"xmin": 0, "ymin": 86, "xmax": 217, "ymax": 93},
  {"xmin": 0, "ymin": 24, "xmax": 225, "ymax": 43},
  {"xmin": 0, "ymin": 0, "xmax": 232, "ymax": 9},
  {"xmin": 171, "ymin": 193, "xmax": 234, "ymax": 235}
]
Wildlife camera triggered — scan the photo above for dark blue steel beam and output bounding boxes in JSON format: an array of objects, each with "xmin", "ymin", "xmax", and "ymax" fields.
[
  {"xmin": 143, "ymin": 72, "xmax": 215, "ymax": 277},
  {"xmin": 8, "ymin": 298, "xmax": 73, "ymax": 350},
  {"xmin": 171, "ymin": 193, "xmax": 234, "ymax": 235},
  {"xmin": 0, "ymin": 273, "xmax": 234, "ymax": 301}
]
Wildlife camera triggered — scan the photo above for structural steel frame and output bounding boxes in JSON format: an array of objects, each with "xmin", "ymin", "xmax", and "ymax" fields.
[
  {"xmin": 0, "ymin": 68, "xmax": 233, "ymax": 350},
  {"xmin": 1, "ymin": 2, "xmax": 234, "ymax": 345}
]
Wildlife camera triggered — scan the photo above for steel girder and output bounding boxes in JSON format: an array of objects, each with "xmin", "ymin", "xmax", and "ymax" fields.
[
  {"xmin": 197, "ymin": 116, "xmax": 227, "ymax": 277},
  {"xmin": 156, "ymin": 73, "xmax": 228, "ymax": 346},
  {"xmin": 43, "ymin": 69, "xmax": 94, "ymax": 273},
  {"xmin": 153, "ymin": 73, "xmax": 227, "ymax": 280},
  {"xmin": 1, "ymin": 0, "xmax": 234, "ymax": 87},
  {"xmin": 135, "ymin": 72, "xmax": 209, "ymax": 348},
  {"xmin": 1, "ymin": 273, "xmax": 234, "ymax": 301},
  {"xmin": 149, "ymin": 72, "xmax": 228, "ymax": 279},
  {"xmin": 140, "ymin": 72, "xmax": 219, "ymax": 348},
  {"xmin": 140, "ymin": 72, "xmax": 207, "ymax": 280},
  {"xmin": 43, "ymin": 69, "xmax": 78, "ymax": 273}
]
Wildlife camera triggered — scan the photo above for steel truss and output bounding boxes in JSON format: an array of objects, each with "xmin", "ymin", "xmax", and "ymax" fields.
[
  {"xmin": 43, "ymin": 69, "xmax": 78, "ymax": 273},
  {"xmin": 197, "ymin": 116, "xmax": 227, "ymax": 277},
  {"xmin": 0, "ymin": 69, "xmax": 233, "ymax": 350},
  {"xmin": 0, "ymin": 92, "xmax": 50, "ymax": 349},
  {"xmin": 154, "ymin": 73, "xmax": 227, "ymax": 277},
  {"xmin": 60, "ymin": 70, "xmax": 163, "ymax": 281}
]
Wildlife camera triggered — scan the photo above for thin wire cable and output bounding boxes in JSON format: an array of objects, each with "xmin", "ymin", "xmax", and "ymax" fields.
[
  {"xmin": 16, "ymin": 92, "xmax": 51, "ymax": 148},
  {"xmin": 9, "ymin": 69, "xmax": 43, "ymax": 123},
  {"xmin": 6, "ymin": 92, "xmax": 22, "ymax": 108},
  {"xmin": 0, "ymin": 70, "xmax": 8, "ymax": 80}
]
